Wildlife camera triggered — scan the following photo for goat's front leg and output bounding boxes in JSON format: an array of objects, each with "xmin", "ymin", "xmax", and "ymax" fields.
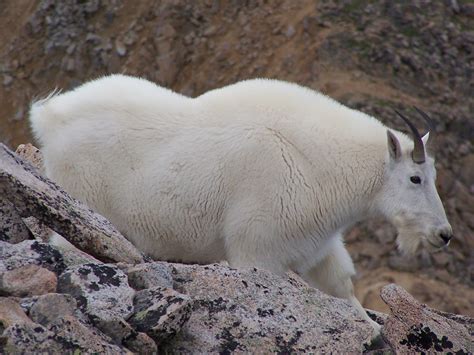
[{"xmin": 300, "ymin": 236, "xmax": 381, "ymax": 336}]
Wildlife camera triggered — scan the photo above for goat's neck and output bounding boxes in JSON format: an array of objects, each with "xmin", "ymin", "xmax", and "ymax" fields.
[{"xmin": 305, "ymin": 142, "xmax": 387, "ymax": 236}]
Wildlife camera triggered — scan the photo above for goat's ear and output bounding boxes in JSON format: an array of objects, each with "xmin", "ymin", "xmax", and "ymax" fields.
[{"xmin": 387, "ymin": 130, "xmax": 401, "ymax": 161}]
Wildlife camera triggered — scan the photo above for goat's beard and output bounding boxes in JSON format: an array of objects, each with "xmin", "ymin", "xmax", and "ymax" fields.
[{"xmin": 396, "ymin": 229, "xmax": 423, "ymax": 256}]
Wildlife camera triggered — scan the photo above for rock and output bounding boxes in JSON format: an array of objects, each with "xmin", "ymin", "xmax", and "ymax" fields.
[
  {"xmin": 285, "ymin": 25, "xmax": 296, "ymax": 38},
  {"xmin": 0, "ymin": 297, "xmax": 35, "ymax": 328},
  {"xmin": 0, "ymin": 264, "xmax": 57, "ymax": 297},
  {"xmin": 22, "ymin": 217, "xmax": 102, "ymax": 268},
  {"xmin": 123, "ymin": 31, "xmax": 137, "ymax": 46},
  {"xmin": 1, "ymin": 316, "xmax": 131, "ymax": 354},
  {"xmin": 84, "ymin": 0, "xmax": 100, "ymax": 14},
  {"xmin": 126, "ymin": 262, "xmax": 174, "ymax": 290},
  {"xmin": 66, "ymin": 43, "xmax": 76, "ymax": 55},
  {"xmin": 0, "ymin": 298, "xmax": 114, "ymax": 353},
  {"xmin": 57, "ymin": 263, "xmax": 136, "ymax": 343},
  {"xmin": 128, "ymin": 286, "xmax": 192, "ymax": 343},
  {"xmin": 45, "ymin": 315, "xmax": 132, "ymax": 353},
  {"xmin": 21, "ymin": 216, "xmax": 53, "ymax": 242},
  {"xmin": 2, "ymin": 74, "xmax": 13, "ymax": 87},
  {"xmin": 1, "ymin": 322, "xmax": 65, "ymax": 353},
  {"xmin": 58, "ymin": 263, "xmax": 135, "ymax": 320},
  {"xmin": 161, "ymin": 262, "xmax": 377, "ymax": 353},
  {"xmin": 115, "ymin": 39, "xmax": 126, "ymax": 57},
  {"xmin": 450, "ymin": 0, "xmax": 460, "ymax": 13},
  {"xmin": 0, "ymin": 198, "xmax": 32, "ymax": 243},
  {"xmin": 65, "ymin": 57, "xmax": 75, "ymax": 72},
  {"xmin": 203, "ymin": 25, "xmax": 217, "ymax": 37},
  {"xmin": 123, "ymin": 330, "xmax": 158, "ymax": 354},
  {"xmin": 380, "ymin": 284, "xmax": 472, "ymax": 354},
  {"xmin": 28, "ymin": 293, "xmax": 77, "ymax": 326},
  {"xmin": 0, "ymin": 144, "xmax": 143, "ymax": 264},
  {"xmin": 57, "ymin": 243, "xmax": 103, "ymax": 268},
  {"xmin": 14, "ymin": 144, "xmax": 43, "ymax": 172},
  {"xmin": 0, "ymin": 240, "xmax": 67, "ymax": 275}
]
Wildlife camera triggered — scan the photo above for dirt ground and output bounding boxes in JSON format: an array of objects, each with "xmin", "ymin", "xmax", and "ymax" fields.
[{"xmin": 1, "ymin": 0, "xmax": 472, "ymax": 316}]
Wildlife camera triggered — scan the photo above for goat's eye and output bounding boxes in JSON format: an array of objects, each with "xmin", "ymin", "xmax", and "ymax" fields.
[{"xmin": 410, "ymin": 176, "xmax": 421, "ymax": 184}]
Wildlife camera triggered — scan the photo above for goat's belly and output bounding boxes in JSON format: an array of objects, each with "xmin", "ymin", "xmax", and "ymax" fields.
[
  {"xmin": 106, "ymin": 181, "xmax": 228, "ymax": 264},
  {"xmin": 117, "ymin": 213, "xmax": 227, "ymax": 263}
]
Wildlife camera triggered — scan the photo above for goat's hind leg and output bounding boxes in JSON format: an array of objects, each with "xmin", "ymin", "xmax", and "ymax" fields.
[{"xmin": 300, "ymin": 235, "xmax": 381, "ymax": 336}]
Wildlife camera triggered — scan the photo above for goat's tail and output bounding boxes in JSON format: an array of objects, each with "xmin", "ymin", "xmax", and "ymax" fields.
[{"xmin": 29, "ymin": 88, "xmax": 64, "ymax": 146}]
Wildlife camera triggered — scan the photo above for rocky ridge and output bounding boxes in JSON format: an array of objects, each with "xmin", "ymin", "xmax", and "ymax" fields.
[{"xmin": 0, "ymin": 142, "xmax": 472, "ymax": 353}]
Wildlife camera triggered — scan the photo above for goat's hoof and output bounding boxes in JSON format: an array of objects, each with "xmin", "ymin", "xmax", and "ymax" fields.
[
  {"xmin": 369, "ymin": 319, "xmax": 382, "ymax": 339},
  {"xmin": 364, "ymin": 332, "xmax": 387, "ymax": 352}
]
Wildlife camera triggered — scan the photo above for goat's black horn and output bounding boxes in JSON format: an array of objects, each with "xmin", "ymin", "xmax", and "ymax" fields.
[
  {"xmin": 394, "ymin": 109, "xmax": 426, "ymax": 164},
  {"xmin": 413, "ymin": 106, "xmax": 434, "ymax": 134}
]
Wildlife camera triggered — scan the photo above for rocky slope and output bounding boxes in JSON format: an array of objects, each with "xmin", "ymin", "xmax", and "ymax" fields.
[{"xmin": 0, "ymin": 0, "xmax": 472, "ymax": 319}]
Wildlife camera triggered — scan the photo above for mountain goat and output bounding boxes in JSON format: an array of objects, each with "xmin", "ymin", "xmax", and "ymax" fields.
[{"xmin": 29, "ymin": 75, "xmax": 452, "ymax": 335}]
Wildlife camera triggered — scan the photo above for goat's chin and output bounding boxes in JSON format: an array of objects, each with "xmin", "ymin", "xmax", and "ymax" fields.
[
  {"xmin": 396, "ymin": 232, "xmax": 423, "ymax": 256},
  {"xmin": 421, "ymin": 238, "xmax": 447, "ymax": 253}
]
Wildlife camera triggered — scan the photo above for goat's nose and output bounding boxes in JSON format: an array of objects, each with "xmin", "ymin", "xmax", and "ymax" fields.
[{"xmin": 439, "ymin": 232, "xmax": 452, "ymax": 245}]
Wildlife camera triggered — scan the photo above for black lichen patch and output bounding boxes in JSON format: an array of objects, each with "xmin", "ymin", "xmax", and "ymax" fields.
[
  {"xmin": 322, "ymin": 327, "xmax": 342, "ymax": 335},
  {"xmin": 89, "ymin": 264, "xmax": 122, "ymax": 287},
  {"xmin": 275, "ymin": 330, "xmax": 303, "ymax": 354},
  {"xmin": 123, "ymin": 329, "xmax": 139, "ymax": 343},
  {"xmin": 196, "ymin": 297, "xmax": 230, "ymax": 315},
  {"xmin": 0, "ymin": 230, "xmax": 11, "ymax": 241},
  {"xmin": 52, "ymin": 334, "xmax": 83, "ymax": 351},
  {"xmin": 216, "ymin": 327, "xmax": 247, "ymax": 355},
  {"xmin": 257, "ymin": 308, "xmax": 274, "ymax": 317},
  {"xmin": 367, "ymin": 310, "xmax": 384, "ymax": 325},
  {"xmin": 77, "ymin": 267, "xmax": 91, "ymax": 277},
  {"xmin": 165, "ymin": 295, "xmax": 186, "ymax": 307},
  {"xmin": 399, "ymin": 324, "xmax": 460, "ymax": 353},
  {"xmin": 88, "ymin": 282, "xmax": 100, "ymax": 291},
  {"xmin": 173, "ymin": 277, "xmax": 188, "ymax": 284},
  {"xmin": 129, "ymin": 304, "xmax": 168, "ymax": 332},
  {"xmin": 30, "ymin": 241, "xmax": 67, "ymax": 274},
  {"xmin": 133, "ymin": 292, "xmax": 155, "ymax": 311},
  {"xmin": 76, "ymin": 295, "xmax": 88, "ymax": 311},
  {"xmin": 130, "ymin": 290, "xmax": 190, "ymax": 334},
  {"xmin": 254, "ymin": 282, "xmax": 270, "ymax": 294}
]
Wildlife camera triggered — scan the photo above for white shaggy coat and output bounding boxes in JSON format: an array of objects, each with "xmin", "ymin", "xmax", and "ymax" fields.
[{"xmin": 30, "ymin": 75, "xmax": 451, "ymax": 334}]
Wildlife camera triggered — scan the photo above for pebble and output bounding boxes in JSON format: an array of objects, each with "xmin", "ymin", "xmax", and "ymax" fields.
[
  {"xmin": 285, "ymin": 25, "xmax": 296, "ymax": 38},
  {"xmin": 115, "ymin": 39, "xmax": 127, "ymax": 56},
  {"xmin": 3, "ymin": 74, "xmax": 13, "ymax": 86}
]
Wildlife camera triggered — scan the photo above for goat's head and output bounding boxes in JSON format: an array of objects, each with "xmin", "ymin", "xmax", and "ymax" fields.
[{"xmin": 377, "ymin": 108, "xmax": 452, "ymax": 255}]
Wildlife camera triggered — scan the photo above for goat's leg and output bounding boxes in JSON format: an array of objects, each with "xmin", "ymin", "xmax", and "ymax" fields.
[{"xmin": 300, "ymin": 236, "xmax": 381, "ymax": 335}]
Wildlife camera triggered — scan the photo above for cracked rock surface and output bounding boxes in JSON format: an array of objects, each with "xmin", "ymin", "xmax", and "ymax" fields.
[
  {"xmin": 129, "ymin": 286, "xmax": 192, "ymax": 343},
  {"xmin": 380, "ymin": 284, "xmax": 472, "ymax": 354},
  {"xmin": 161, "ymin": 262, "xmax": 377, "ymax": 353}
]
